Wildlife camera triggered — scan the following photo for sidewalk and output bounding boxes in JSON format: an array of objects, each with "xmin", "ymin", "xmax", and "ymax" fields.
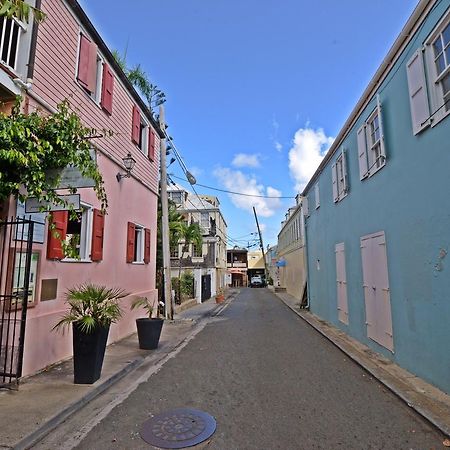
[
  {"xmin": 271, "ymin": 287, "xmax": 450, "ymax": 438},
  {"xmin": 0, "ymin": 290, "xmax": 239, "ymax": 450}
]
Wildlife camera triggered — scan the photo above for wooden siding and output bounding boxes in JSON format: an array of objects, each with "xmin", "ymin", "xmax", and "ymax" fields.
[{"xmin": 31, "ymin": 0, "xmax": 159, "ymax": 193}]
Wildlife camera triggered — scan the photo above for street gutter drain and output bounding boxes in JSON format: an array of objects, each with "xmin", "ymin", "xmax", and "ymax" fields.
[{"xmin": 140, "ymin": 408, "xmax": 217, "ymax": 448}]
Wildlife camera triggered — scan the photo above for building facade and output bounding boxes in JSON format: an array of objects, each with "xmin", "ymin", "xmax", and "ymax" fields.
[
  {"xmin": 276, "ymin": 195, "xmax": 306, "ymax": 301},
  {"xmin": 1, "ymin": 0, "xmax": 162, "ymax": 376},
  {"xmin": 302, "ymin": 0, "xmax": 450, "ymax": 394},
  {"xmin": 168, "ymin": 186, "xmax": 228, "ymax": 303}
]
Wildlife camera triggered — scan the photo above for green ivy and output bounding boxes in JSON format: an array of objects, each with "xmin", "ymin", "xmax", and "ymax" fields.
[{"xmin": 0, "ymin": 97, "xmax": 108, "ymax": 213}]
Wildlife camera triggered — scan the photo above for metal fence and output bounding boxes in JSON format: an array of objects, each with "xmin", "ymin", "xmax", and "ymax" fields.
[{"xmin": 0, "ymin": 217, "xmax": 34, "ymax": 387}]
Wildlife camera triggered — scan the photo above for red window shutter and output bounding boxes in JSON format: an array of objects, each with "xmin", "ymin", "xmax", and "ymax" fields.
[
  {"xmin": 77, "ymin": 35, "xmax": 97, "ymax": 93},
  {"xmin": 126, "ymin": 222, "xmax": 136, "ymax": 263},
  {"xmin": 47, "ymin": 211, "xmax": 68, "ymax": 260},
  {"xmin": 148, "ymin": 129, "xmax": 156, "ymax": 161},
  {"xmin": 144, "ymin": 228, "xmax": 151, "ymax": 264},
  {"xmin": 101, "ymin": 63, "xmax": 114, "ymax": 115},
  {"xmin": 131, "ymin": 106, "xmax": 141, "ymax": 144},
  {"xmin": 91, "ymin": 209, "xmax": 105, "ymax": 261}
]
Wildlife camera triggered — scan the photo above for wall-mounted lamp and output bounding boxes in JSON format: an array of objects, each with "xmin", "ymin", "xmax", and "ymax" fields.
[{"xmin": 116, "ymin": 152, "xmax": 136, "ymax": 182}]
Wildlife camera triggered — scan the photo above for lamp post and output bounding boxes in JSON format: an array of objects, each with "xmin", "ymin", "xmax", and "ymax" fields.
[{"xmin": 116, "ymin": 153, "xmax": 136, "ymax": 182}]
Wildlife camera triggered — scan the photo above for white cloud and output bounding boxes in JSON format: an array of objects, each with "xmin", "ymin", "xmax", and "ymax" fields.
[
  {"xmin": 274, "ymin": 141, "xmax": 282, "ymax": 152},
  {"xmin": 188, "ymin": 166, "xmax": 203, "ymax": 177},
  {"xmin": 213, "ymin": 167, "xmax": 282, "ymax": 217},
  {"xmin": 232, "ymin": 153, "xmax": 261, "ymax": 168},
  {"xmin": 288, "ymin": 127, "xmax": 334, "ymax": 192}
]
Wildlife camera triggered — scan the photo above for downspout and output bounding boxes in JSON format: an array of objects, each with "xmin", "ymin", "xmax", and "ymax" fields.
[
  {"xmin": 302, "ymin": 205, "xmax": 310, "ymax": 310},
  {"xmin": 26, "ymin": 0, "xmax": 41, "ymax": 80}
]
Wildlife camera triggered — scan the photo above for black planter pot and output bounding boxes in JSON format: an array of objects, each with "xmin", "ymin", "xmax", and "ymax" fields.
[
  {"xmin": 72, "ymin": 323, "xmax": 110, "ymax": 384},
  {"xmin": 136, "ymin": 318, "xmax": 164, "ymax": 350}
]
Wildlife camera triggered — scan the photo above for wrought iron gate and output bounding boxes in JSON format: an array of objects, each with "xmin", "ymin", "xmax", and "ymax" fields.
[{"xmin": 0, "ymin": 217, "xmax": 34, "ymax": 387}]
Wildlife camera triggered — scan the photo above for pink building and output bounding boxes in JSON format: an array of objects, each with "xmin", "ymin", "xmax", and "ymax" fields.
[{"xmin": 0, "ymin": 0, "xmax": 162, "ymax": 378}]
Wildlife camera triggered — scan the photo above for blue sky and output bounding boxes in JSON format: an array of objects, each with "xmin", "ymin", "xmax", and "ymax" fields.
[{"xmin": 79, "ymin": 0, "xmax": 417, "ymax": 249}]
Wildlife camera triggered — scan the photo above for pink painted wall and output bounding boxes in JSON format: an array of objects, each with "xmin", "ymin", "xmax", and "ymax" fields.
[{"xmin": 16, "ymin": 0, "xmax": 160, "ymax": 376}]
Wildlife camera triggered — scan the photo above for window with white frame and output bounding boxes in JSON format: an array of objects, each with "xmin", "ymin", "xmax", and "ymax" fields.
[
  {"xmin": 64, "ymin": 204, "xmax": 93, "ymax": 260},
  {"xmin": 200, "ymin": 212, "xmax": 209, "ymax": 230},
  {"xmin": 357, "ymin": 97, "xmax": 386, "ymax": 180},
  {"xmin": 92, "ymin": 54, "xmax": 103, "ymax": 104},
  {"xmin": 0, "ymin": 17, "xmax": 25, "ymax": 71},
  {"xmin": 170, "ymin": 191, "xmax": 183, "ymax": 204},
  {"xmin": 138, "ymin": 118, "xmax": 148, "ymax": 154},
  {"xmin": 332, "ymin": 150, "xmax": 348, "ymax": 202},
  {"xmin": 170, "ymin": 245, "xmax": 179, "ymax": 258},
  {"xmin": 133, "ymin": 224, "xmax": 144, "ymax": 263},
  {"xmin": 192, "ymin": 243, "xmax": 203, "ymax": 258}
]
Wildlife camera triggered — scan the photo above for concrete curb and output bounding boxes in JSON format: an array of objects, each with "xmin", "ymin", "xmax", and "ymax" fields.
[{"xmin": 273, "ymin": 292, "xmax": 450, "ymax": 438}]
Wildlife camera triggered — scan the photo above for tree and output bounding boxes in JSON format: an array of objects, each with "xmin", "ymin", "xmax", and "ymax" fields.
[
  {"xmin": 111, "ymin": 50, "xmax": 165, "ymax": 114},
  {"xmin": 177, "ymin": 220, "xmax": 203, "ymax": 288},
  {"xmin": 0, "ymin": 0, "xmax": 45, "ymax": 22}
]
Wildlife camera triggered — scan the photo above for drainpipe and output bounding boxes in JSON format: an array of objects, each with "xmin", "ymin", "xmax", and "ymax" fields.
[{"xmin": 302, "ymin": 205, "xmax": 310, "ymax": 310}]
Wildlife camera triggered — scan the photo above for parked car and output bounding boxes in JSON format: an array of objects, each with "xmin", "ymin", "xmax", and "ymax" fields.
[{"xmin": 250, "ymin": 275, "xmax": 264, "ymax": 288}]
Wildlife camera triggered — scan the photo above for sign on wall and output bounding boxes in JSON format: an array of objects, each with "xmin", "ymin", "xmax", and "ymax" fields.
[{"xmin": 25, "ymin": 194, "xmax": 80, "ymax": 213}]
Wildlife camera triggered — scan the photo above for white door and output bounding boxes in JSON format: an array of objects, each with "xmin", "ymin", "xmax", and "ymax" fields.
[
  {"xmin": 335, "ymin": 242, "xmax": 349, "ymax": 324},
  {"xmin": 360, "ymin": 231, "xmax": 394, "ymax": 351}
]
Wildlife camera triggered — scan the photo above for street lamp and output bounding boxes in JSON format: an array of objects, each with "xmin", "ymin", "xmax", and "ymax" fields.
[{"xmin": 116, "ymin": 152, "xmax": 136, "ymax": 182}]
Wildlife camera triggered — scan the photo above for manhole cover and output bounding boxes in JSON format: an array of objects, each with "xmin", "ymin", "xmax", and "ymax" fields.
[{"xmin": 140, "ymin": 408, "xmax": 216, "ymax": 449}]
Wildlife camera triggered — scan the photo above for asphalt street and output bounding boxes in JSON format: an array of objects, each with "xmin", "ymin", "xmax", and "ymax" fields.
[{"xmin": 72, "ymin": 288, "xmax": 444, "ymax": 449}]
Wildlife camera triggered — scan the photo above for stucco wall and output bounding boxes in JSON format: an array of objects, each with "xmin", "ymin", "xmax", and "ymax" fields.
[{"xmin": 304, "ymin": 2, "xmax": 450, "ymax": 394}]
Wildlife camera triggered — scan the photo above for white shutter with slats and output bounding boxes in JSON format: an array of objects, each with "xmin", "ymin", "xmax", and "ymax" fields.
[
  {"xmin": 357, "ymin": 125, "xmax": 368, "ymax": 180},
  {"xmin": 341, "ymin": 149, "xmax": 348, "ymax": 193},
  {"xmin": 315, "ymin": 183, "xmax": 320, "ymax": 209},
  {"xmin": 335, "ymin": 242, "xmax": 349, "ymax": 325},
  {"xmin": 376, "ymin": 95, "xmax": 386, "ymax": 160},
  {"xmin": 332, "ymin": 163, "xmax": 338, "ymax": 202},
  {"xmin": 406, "ymin": 49, "xmax": 430, "ymax": 135},
  {"xmin": 302, "ymin": 196, "xmax": 309, "ymax": 217}
]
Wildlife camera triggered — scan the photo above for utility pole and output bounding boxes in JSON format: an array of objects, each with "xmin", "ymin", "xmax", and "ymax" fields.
[
  {"xmin": 159, "ymin": 105, "xmax": 173, "ymax": 320},
  {"xmin": 253, "ymin": 207, "xmax": 269, "ymax": 283}
]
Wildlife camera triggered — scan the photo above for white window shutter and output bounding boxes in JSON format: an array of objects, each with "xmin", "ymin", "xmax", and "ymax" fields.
[
  {"xmin": 302, "ymin": 196, "xmax": 309, "ymax": 217},
  {"xmin": 332, "ymin": 163, "xmax": 338, "ymax": 202},
  {"xmin": 341, "ymin": 149, "xmax": 348, "ymax": 193},
  {"xmin": 357, "ymin": 125, "xmax": 368, "ymax": 180},
  {"xmin": 315, "ymin": 183, "xmax": 320, "ymax": 208},
  {"xmin": 406, "ymin": 49, "xmax": 430, "ymax": 135},
  {"xmin": 376, "ymin": 95, "xmax": 386, "ymax": 160}
]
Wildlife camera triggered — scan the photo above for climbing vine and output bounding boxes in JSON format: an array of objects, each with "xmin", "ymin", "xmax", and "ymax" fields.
[{"xmin": 0, "ymin": 97, "xmax": 108, "ymax": 213}]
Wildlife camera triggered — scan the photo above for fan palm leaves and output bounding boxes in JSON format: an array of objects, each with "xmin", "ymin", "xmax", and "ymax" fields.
[{"xmin": 53, "ymin": 284, "xmax": 128, "ymax": 334}]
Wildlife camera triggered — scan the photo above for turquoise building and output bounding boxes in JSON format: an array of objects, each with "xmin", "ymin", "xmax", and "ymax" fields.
[{"xmin": 302, "ymin": 0, "xmax": 450, "ymax": 394}]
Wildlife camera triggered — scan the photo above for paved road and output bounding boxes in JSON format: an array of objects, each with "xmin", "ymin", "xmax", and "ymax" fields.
[{"xmin": 73, "ymin": 288, "xmax": 444, "ymax": 449}]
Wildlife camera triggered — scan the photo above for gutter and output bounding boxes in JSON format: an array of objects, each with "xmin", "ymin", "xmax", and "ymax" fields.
[
  {"xmin": 302, "ymin": 0, "xmax": 436, "ymax": 195},
  {"xmin": 65, "ymin": 0, "xmax": 165, "ymax": 138}
]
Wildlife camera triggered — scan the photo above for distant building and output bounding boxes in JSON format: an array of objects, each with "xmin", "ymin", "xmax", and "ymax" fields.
[
  {"xmin": 247, "ymin": 250, "xmax": 265, "ymax": 283},
  {"xmin": 276, "ymin": 194, "xmax": 307, "ymax": 302},
  {"xmin": 227, "ymin": 247, "xmax": 248, "ymax": 287},
  {"xmin": 168, "ymin": 185, "xmax": 227, "ymax": 302}
]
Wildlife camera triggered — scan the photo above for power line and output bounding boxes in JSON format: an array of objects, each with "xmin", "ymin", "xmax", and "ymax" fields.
[{"xmin": 169, "ymin": 174, "xmax": 295, "ymax": 199}]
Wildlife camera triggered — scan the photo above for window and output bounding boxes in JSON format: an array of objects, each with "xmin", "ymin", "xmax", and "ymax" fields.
[
  {"xmin": 170, "ymin": 245, "xmax": 179, "ymax": 258},
  {"xmin": 357, "ymin": 96, "xmax": 386, "ymax": 180},
  {"xmin": 432, "ymin": 21, "xmax": 450, "ymax": 112},
  {"xmin": 0, "ymin": 17, "xmax": 25, "ymax": 70},
  {"xmin": 138, "ymin": 119, "xmax": 148, "ymax": 153},
  {"xmin": 126, "ymin": 222, "xmax": 151, "ymax": 263},
  {"xmin": 335, "ymin": 243, "xmax": 348, "ymax": 325},
  {"xmin": 332, "ymin": 150, "xmax": 348, "ymax": 202},
  {"xmin": 201, "ymin": 212, "xmax": 209, "ymax": 229},
  {"xmin": 170, "ymin": 191, "xmax": 183, "ymax": 204},
  {"xmin": 47, "ymin": 205, "xmax": 105, "ymax": 262},
  {"xmin": 92, "ymin": 55, "xmax": 103, "ymax": 103},
  {"xmin": 192, "ymin": 243, "xmax": 202, "ymax": 258},
  {"xmin": 314, "ymin": 183, "xmax": 320, "ymax": 209}
]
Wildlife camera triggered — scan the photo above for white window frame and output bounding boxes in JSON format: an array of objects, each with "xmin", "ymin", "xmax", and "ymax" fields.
[
  {"xmin": 192, "ymin": 242, "xmax": 203, "ymax": 258},
  {"xmin": 424, "ymin": 11, "xmax": 450, "ymax": 127},
  {"xmin": 133, "ymin": 224, "xmax": 145, "ymax": 263},
  {"xmin": 170, "ymin": 191, "xmax": 183, "ymax": 204},
  {"xmin": 201, "ymin": 212, "xmax": 209, "ymax": 230},
  {"xmin": 92, "ymin": 54, "xmax": 104, "ymax": 104},
  {"xmin": 62, "ymin": 203, "xmax": 93, "ymax": 262},
  {"xmin": 0, "ymin": 16, "xmax": 26, "ymax": 72},
  {"xmin": 138, "ymin": 118, "xmax": 149, "ymax": 154},
  {"xmin": 357, "ymin": 96, "xmax": 386, "ymax": 180},
  {"xmin": 332, "ymin": 150, "xmax": 348, "ymax": 203}
]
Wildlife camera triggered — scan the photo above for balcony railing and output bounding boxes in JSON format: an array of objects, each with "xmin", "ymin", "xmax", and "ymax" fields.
[{"xmin": 0, "ymin": 17, "xmax": 25, "ymax": 71}]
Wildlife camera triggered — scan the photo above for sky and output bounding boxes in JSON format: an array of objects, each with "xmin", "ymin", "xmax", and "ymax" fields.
[{"xmin": 79, "ymin": 0, "xmax": 418, "ymax": 249}]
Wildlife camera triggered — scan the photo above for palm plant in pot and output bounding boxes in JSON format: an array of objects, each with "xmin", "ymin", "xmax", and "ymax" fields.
[
  {"xmin": 53, "ymin": 284, "xmax": 127, "ymax": 384},
  {"xmin": 131, "ymin": 296, "xmax": 164, "ymax": 350}
]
